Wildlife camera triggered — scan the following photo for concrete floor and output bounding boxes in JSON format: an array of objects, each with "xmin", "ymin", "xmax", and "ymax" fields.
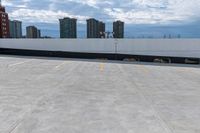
[{"xmin": 0, "ymin": 55, "xmax": 200, "ymax": 133}]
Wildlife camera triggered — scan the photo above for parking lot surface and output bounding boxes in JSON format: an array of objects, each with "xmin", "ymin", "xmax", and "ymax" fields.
[{"xmin": 0, "ymin": 55, "xmax": 200, "ymax": 133}]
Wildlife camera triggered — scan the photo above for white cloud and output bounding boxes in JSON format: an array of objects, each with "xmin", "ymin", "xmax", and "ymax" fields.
[
  {"xmin": 5, "ymin": 0, "xmax": 200, "ymax": 24},
  {"xmin": 103, "ymin": 0, "xmax": 200, "ymax": 24},
  {"xmin": 9, "ymin": 9, "xmax": 89, "ymax": 23}
]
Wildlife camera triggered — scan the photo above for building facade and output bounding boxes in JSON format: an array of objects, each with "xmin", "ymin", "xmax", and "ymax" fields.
[
  {"xmin": 99, "ymin": 21, "xmax": 105, "ymax": 38},
  {"xmin": 37, "ymin": 29, "xmax": 41, "ymax": 38},
  {"xmin": 113, "ymin": 21, "xmax": 124, "ymax": 38},
  {"xmin": 26, "ymin": 26, "xmax": 41, "ymax": 38},
  {"xmin": 9, "ymin": 20, "xmax": 22, "ymax": 38},
  {"xmin": 87, "ymin": 18, "xmax": 105, "ymax": 38},
  {"xmin": 0, "ymin": 4, "xmax": 9, "ymax": 38},
  {"xmin": 59, "ymin": 17, "xmax": 77, "ymax": 38}
]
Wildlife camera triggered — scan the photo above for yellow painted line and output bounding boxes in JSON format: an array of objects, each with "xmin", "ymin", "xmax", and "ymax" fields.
[
  {"xmin": 54, "ymin": 62, "xmax": 67, "ymax": 70},
  {"xmin": 99, "ymin": 63, "xmax": 105, "ymax": 71},
  {"xmin": 177, "ymin": 68, "xmax": 194, "ymax": 73},
  {"xmin": 137, "ymin": 65, "xmax": 149, "ymax": 74},
  {"xmin": 8, "ymin": 60, "xmax": 32, "ymax": 67}
]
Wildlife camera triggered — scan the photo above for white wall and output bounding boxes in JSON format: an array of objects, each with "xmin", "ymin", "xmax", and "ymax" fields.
[
  {"xmin": 0, "ymin": 39, "xmax": 115, "ymax": 54},
  {"xmin": 118, "ymin": 39, "xmax": 200, "ymax": 58},
  {"xmin": 0, "ymin": 39, "xmax": 200, "ymax": 58}
]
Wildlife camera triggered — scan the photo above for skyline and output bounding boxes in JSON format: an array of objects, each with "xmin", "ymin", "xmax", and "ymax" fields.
[{"xmin": 2, "ymin": 0, "xmax": 200, "ymax": 38}]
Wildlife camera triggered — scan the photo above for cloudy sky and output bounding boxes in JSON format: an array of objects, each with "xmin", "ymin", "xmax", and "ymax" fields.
[{"xmin": 2, "ymin": 0, "xmax": 200, "ymax": 38}]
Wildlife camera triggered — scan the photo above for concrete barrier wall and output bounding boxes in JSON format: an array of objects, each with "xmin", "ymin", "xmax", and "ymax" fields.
[
  {"xmin": 0, "ymin": 39, "xmax": 115, "ymax": 54},
  {"xmin": 0, "ymin": 39, "xmax": 200, "ymax": 58},
  {"xmin": 117, "ymin": 39, "xmax": 200, "ymax": 58}
]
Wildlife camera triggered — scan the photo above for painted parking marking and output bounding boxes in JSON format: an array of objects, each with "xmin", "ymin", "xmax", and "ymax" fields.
[
  {"xmin": 54, "ymin": 62, "xmax": 67, "ymax": 70},
  {"xmin": 137, "ymin": 65, "xmax": 149, "ymax": 74},
  {"xmin": 99, "ymin": 63, "xmax": 105, "ymax": 71},
  {"xmin": 8, "ymin": 60, "xmax": 33, "ymax": 67}
]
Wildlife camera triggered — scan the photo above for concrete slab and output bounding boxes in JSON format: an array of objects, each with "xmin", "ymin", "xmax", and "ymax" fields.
[{"xmin": 0, "ymin": 55, "xmax": 200, "ymax": 133}]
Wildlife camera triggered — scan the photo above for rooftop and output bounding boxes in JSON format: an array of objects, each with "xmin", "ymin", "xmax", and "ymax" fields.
[{"xmin": 0, "ymin": 55, "xmax": 200, "ymax": 133}]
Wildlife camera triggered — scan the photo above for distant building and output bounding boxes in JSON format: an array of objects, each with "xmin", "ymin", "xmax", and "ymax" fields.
[
  {"xmin": 113, "ymin": 20, "xmax": 124, "ymax": 38},
  {"xmin": 59, "ymin": 17, "xmax": 77, "ymax": 38},
  {"xmin": 87, "ymin": 18, "xmax": 105, "ymax": 38},
  {"xmin": 9, "ymin": 20, "xmax": 22, "ymax": 38},
  {"xmin": 0, "ymin": 3, "xmax": 9, "ymax": 38},
  {"xmin": 87, "ymin": 18, "xmax": 99, "ymax": 38},
  {"xmin": 41, "ymin": 36, "xmax": 52, "ymax": 38},
  {"xmin": 26, "ymin": 26, "xmax": 41, "ymax": 38},
  {"xmin": 37, "ymin": 29, "xmax": 41, "ymax": 38},
  {"xmin": 99, "ymin": 21, "xmax": 105, "ymax": 38}
]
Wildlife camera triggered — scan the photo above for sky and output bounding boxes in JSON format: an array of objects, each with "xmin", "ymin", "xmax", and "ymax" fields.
[{"xmin": 2, "ymin": 0, "xmax": 200, "ymax": 38}]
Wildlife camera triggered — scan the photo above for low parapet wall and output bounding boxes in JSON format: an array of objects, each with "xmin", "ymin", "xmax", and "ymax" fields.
[{"xmin": 0, "ymin": 39, "xmax": 200, "ymax": 62}]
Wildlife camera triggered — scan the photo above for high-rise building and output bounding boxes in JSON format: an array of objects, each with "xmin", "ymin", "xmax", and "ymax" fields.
[
  {"xmin": 0, "ymin": 1, "xmax": 10, "ymax": 38},
  {"xmin": 9, "ymin": 20, "xmax": 22, "ymax": 38},
  {"xmin": 26, "ymin": 26, "xmax": 41, "ymax": 38},
  {"xmin": 37, "ymin": 29, "xmax": 41, "ymax": 38},
  {"xmin": 113, "ymin": 20, "xmax": 124, "ymax": 38},
  {"xmin": 87, "ymin": 18, "xmax": 105, "ymax": 38},
  {"xmin": 59, "ymin": 17, "xmax": 77, "ymax": 38},
  {"xmin": 87, "ymin": 18, "xmax": 98, "ymax": 38},
  {"xmin": 99, "ymin": 21, "xmax": 105, "ymax": 38}
]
